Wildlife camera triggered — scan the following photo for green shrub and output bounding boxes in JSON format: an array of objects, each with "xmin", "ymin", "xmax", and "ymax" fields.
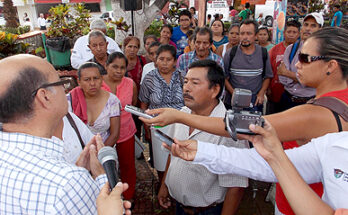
[{"xmin": 144, "ymin": 19, "xmax": 163, "ymax": 37}]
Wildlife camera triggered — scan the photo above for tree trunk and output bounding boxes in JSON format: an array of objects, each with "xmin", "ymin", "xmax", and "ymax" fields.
[
  {"xmin": 112, "ymin": 0, "xmax": 167, "ymax": 53},
  {"xmin": 3, "ymin": 0, "xmax": 19, "ymax": 28}
]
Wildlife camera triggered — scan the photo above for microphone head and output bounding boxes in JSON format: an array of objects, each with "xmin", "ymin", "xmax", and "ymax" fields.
[{"xmin": 98, "ymin": 146, "xmax": 118, "ymax": 165}]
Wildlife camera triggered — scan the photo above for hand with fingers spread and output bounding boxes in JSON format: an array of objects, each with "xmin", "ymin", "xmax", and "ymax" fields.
[
  {"xmin": 239, "ymin": 119, "xmax": 284, "ymax": 162},
  {"xmin": 97, "ymin": 182, "xmax": 132, "ymax": 215},
  {"xmin": 162, "ymin": 138, "xmax": 198, "ymax": 161},
  {"xmin": 139, "ymin": 108, "xmax": 182, "ymax": 127}
]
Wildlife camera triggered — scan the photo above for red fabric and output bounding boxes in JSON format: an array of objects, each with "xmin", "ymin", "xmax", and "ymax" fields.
[
  {"xmin": 320, "ymin": 88, "xmax": 348, "ymax": 103},
  {"xmin": 276, "ymin": 141, "xmax": 323, "ymax": 215},
  {"xmin": 268, "ymin": 42, "xmax": 286, "ymax": 102},
  {"xmin": 229, "ymin": 9, "xmax": 238, "ymax": 17},
  {"xmin": 127, "ymin": 56, "xmax": 146, "ymax": 92},
  {"xmin": 69, "ymin": 87, "xmax": 88, "ymax": 124},
  {"xmin": 102, "ymin": 78, "xmax": 137, "ymax": 142},
  {"xmin": 116, "ymin": 136, "xmax": 136, "ymax": 200}
]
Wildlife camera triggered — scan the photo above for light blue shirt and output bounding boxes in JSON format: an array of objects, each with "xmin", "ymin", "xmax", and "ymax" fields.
[{"xmin": 331, "ymin": 11, "xmax": 343, "ymax": 27}]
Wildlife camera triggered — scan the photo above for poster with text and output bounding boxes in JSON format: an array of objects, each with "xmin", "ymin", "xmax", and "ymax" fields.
[{"xmin": 272, "ymin": 0, "xmax": 287, "ymax": 44}]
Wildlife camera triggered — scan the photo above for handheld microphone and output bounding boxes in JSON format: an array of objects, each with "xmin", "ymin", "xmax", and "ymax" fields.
[{"xmin": 98, "ymin": 146, "xmax": 118, "ymax": 189}]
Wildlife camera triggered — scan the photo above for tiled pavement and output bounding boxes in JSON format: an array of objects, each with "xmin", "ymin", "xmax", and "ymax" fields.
[{"xmin": 132, "ymin": 144, "xmax": 275, "ymax": 215}]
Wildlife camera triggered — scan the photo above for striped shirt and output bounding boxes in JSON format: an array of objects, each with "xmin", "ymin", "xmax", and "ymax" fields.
[
  {"xmin": 177, "ymin": 50, "xmax": 224, "ymax": 77},
  {"xmin": 0, "ymin": 131, "xmax": 107, "ymax": 214},
  {"xmin": 139, "ymin": 68, "xmax": 184, "ymax": 110},
  {"xmin": 165, "ymin": 101, "xmax": 249, "ymax": 207},
  {"xmin": 223, "ymin": 45, "xmax": 273, "ymax": 96}
]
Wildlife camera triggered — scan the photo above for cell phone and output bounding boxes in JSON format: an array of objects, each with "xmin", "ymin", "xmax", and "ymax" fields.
[
  {"xmin": 124, "ymin": 105, "xmax": 153, "ymax": 119},
  {"xmin": 153, "ymin": 129, "xmax": 174, "ymax": 147}
]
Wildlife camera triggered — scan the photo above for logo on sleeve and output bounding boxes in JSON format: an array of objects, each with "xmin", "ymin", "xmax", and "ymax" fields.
[
  {"xmin": 334, "ymin": 168, "xmax": 348, "ymax": 182},
  {"xmin": 334, "ymin": 169, "xmax": 344, "ymax": 179}
]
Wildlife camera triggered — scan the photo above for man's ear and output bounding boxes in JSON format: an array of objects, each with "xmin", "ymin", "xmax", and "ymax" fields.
[
  {"xmin": 327, "ymin": 59, "xmax": 340, "ymax": 76},
  {"xmin": 35, "ymin": 88, "xmax": 52, "ymax": 109},
  {"xmin": 211, "ymin": 84, "xmax": 220, "ymax": 99}
]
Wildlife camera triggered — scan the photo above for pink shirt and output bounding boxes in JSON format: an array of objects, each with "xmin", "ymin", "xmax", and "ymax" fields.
[{"xmin": 102, "ymin": 77, "xmax": 136, "ymax": 143}]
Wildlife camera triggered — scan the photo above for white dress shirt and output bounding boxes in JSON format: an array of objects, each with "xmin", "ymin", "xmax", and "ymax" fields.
[
  {"xmin": 165, "ymin": 101, "xmax": 248, "ymax": 207},
  {"xmin": 37, "ymin": 17, "xmax": 46, "ymax": 27},
  {"xmin": 193, "ymin": 132, "xmax": 348, "ymax": 210},
  {"xmin": 70, "ymin": 34, "xmax": 122, "ymax": 69},
  {"xmin": 62, "ymin": 112, "xmax": 94, "ymax": 164},
  {"xmin": 0, "ymin": 131, "xmax": 107, "ymax": 214}
]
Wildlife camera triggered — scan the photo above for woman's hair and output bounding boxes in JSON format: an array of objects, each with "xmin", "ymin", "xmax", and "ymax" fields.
[
  {"xmin": 143, "ymin": 34, "xmax": 157, "ymax": 44},
  {"xmin": 210, "ymin": 19, "xmax": 225, "ymax": 36},
  {"xmin": 78, "ymin": 62, "xmax": 103, "ymax": 79},
  {"xmin": 228, "ymin": 23, "xmax": 240, "ymax": 32},
  {"xmin": 161, "ymin": 24, "xmax": 173, "ymax": 35},
  {"xmin": 257, "ymin": 26, "xmax": 271, "ymax": 41},
  {"xmin": 123, "ymin": 36, "xmax": 140, "ymax": 49},
  {"xmin": 156, "ymin": 44, "xmax": 177, "ymax": 60},
  {"xmin": 106, "ymin": 52, "xmax": 128, "ymax": 67},
  {"xmin": 310, "ymin": 27, "xmax": 348, "ymax": 78}
]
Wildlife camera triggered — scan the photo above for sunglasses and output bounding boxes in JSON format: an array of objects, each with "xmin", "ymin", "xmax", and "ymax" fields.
[
  {"xmin": 298, "ymin": 53, "xmax": 328, "ymax": 64},
  {"xmin": 32, "ymin": 78, "xmax": 73, "ymax": 97}
]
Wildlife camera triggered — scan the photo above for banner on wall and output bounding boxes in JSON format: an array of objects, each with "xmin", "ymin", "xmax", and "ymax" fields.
[{"xmin": 272, "ymin": 0, "xmax": 287, "ymax": 44}]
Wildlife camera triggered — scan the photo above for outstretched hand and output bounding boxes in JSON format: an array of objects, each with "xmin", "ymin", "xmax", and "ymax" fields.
[
  {"xmin": 139, "ymin": 108, "xmax": 182, "ymax": 127},
  {"xmin": 239, "ymin": 119, "xmax": 283, "ymax": 162},
  {"xmin": 162, "ymin": 138, "xmax": 198, "ymax": 161}
]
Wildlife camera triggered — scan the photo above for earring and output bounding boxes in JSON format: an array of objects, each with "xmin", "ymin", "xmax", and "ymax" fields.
[{"xmin": 326, "ymin": 72, "xmax": 331, "ymax": 76}]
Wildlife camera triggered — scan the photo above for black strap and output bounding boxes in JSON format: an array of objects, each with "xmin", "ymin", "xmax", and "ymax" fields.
[
  {"xmin": 66, "ymin": 112, "xmax": 85, "ymax": 149},
  {"xmin": 227, "ymin": 45, "xmax": 238, "ymax": 75},
  {"xmin": 332, "ymin": 111, "xmax": 343, "ymax": 132},
  {"xmin": 228, "ymin": 46, "xmax": 268, "ymax": 78},
  {"xmin": 261, "ymin": 47, "xmax": 268, "ymax": 78}
]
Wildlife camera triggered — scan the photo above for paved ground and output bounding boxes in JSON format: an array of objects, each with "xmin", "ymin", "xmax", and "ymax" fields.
[{"xmin": 131, "ymin": 143, "xmax": 275, "ymax": 215}]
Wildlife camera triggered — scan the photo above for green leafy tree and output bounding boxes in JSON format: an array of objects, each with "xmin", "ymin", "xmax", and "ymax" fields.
[
  {"xmin": 3, "ymin": 0, "xmax": 19, "ymax": 28},
  {"xmin": 308, "ymin": 0, "xmax": 325, "ymax": 13}
]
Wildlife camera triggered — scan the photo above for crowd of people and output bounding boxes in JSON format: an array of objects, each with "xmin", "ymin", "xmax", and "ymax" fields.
[{"xmin": 0, "ymin": 4, "xmax": 347, "ymax": 215}]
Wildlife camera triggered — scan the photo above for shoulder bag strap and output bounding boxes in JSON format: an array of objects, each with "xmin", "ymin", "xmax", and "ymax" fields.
[
  {"xmin": 66, "ymin": 112, "xmax": 85, "ymax": 149},
  {"xmin": 228, "ymin": 45, "xmax": 239, "ymax": 74},
  {"xmin": 261, "ymin": 47, "xmax": 268, "ymax": 78},
  {"xmin": 307, "ymin": 97, "xmax": 348, "ymax": 132}
]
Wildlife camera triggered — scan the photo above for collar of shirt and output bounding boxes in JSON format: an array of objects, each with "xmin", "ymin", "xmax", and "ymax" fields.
[
  {"xmin": 191, "ymin": 50, "xmax": 215, "ymax": 61},
  {"xmin": 0, "ymin": 131, "xmax": 64, "ymax": 159},
  {"xmin": 181, "ymin": 100, "xmax": 225, "ymax": 138}
]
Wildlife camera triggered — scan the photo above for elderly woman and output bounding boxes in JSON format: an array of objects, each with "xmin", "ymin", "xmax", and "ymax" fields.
[
  {"xmin": 142, "ymin": 27, "xmax": 348, "ymax": 214},
  {"xmin": 102, "ymin": 52, "xmax": 137, "ymax": 200},
  {"xmin": 123, "ymin": 36, "xmax": 146, "ymax": 92},
  {"xmin": 67, "ymin": 62, "xmax": 121, "ymax": 147}
]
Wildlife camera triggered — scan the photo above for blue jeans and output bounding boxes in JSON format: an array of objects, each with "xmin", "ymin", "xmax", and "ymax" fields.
[{"xmin": 175, "ymin": 202, "xmax": 223, "ymax": 215}]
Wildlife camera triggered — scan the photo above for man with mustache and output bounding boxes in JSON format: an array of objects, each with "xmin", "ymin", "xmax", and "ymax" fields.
[
  {"xmin": 157, "ymin": 60, "xmax": 248, "ymax": 215},
  {"xmin": 278, "ymin": 13, "xmax": 323, "ymax": 111},
  {"xmin": 224, "ymin": 19, "xmax": 273, "ymax": 111}
]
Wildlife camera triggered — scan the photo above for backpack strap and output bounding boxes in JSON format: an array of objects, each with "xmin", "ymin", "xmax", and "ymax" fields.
[
  {"xmin": 228, "ymin": 45, "xmax": 239, "ymax": 74},
  {"xmin": 289, "ymin": 40, "xmax": 300, "ymax": 64},
  {"xmin": 66, "ymin": 112, "xmax": 85, "ymax": 149},
  {"xmin": 261, "ymin": 47, "xmax": 268, "ymax": 78},
  {"xmin": 307, "ymin": 97, "xmax": 348, "ymax": 132}
]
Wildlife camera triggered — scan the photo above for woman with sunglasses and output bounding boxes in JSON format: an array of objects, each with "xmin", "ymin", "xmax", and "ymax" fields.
[
  {"xmin": 141, "ymin": 27, "xmax": 348, "ymax": 213},
  {"xmin": 67, "ymin": 62, "xmax": 121, "ymax": 148}
]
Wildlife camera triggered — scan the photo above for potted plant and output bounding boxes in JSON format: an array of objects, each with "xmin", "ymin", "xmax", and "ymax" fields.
[
  {"xmin": 44, "ymin": 3, "xmax": 90, "ymax": 69},
  {"xmin": 0, "ymin": 31, "xmax": 30, "ymax": 59}
]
